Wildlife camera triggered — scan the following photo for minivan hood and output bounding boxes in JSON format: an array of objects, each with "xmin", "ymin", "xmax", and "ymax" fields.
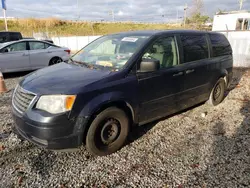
[{"xmin": 20, "ymin": 62, "xmax": 111, "ymax": 95}]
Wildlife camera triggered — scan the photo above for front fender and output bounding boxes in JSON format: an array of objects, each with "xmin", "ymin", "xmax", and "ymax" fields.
[
  {"xmin": 78, "ymin": 91, "xmax": 137, "ymax": 120},
  {"xmin": 73, "ymin": 91, "xmax": 137, "ymax": 139}
]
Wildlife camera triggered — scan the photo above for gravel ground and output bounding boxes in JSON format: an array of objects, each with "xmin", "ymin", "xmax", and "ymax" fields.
[{"xmin": 0, "ymin": 69, "xmax": 250, "ymax": 188}]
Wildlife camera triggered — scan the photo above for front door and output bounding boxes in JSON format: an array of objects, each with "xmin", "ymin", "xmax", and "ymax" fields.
[
  {"xmin": 0, "ymin": 42, "xmax": 30, "ymax": 73},
  {"xmin": 137, "ymin": 36, "xmax": 184, "ymax": 124}
]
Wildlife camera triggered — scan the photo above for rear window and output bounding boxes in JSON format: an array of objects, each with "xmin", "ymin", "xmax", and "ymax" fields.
[
  {"xmin": 180, "ymin": 35, "xmax": 209, "ymax": 63},
  {"xmin": 209, "ymin": 34, "xmax": 232, "ymax": 57},
  {"xmin": 9, "ymin": 33, "xmax": 22, "ymax": 41}
]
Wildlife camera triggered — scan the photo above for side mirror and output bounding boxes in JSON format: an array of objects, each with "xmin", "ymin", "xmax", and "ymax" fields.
[
  {"xmin": 4, "ymin": 48, "xmax": 9, "ymax": 53},
  {"xmin": 139, "ymin": 59, "xmax": 160, "ymax": 73}
]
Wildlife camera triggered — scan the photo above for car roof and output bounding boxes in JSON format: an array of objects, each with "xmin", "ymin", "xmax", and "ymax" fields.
[
  {"xmin": 0, "ymin": 39, "xmax": 56, "ymax": 49},
  {"xmin": 109, "ymin": 29, "xmax": 217, "ymax": 37}
]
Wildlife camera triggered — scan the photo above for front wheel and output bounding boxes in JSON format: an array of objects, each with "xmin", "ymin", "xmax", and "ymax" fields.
[
  {"xmin": 208, "ymin": 78, "xmax": 226, "ymax": 106},
  {"xmin": 86, "ymin": 107, "xmax": 130, "ymax": 156}
]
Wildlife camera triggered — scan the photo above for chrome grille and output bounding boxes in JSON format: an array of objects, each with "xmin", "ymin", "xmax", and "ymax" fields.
[{"xmin": 13, "ymin": 86, "xmax": 36, "ymax": 114}]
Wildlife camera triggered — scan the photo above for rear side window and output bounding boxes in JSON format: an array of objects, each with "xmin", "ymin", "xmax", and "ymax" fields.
[
  {"xmin": 0, "ymin": 34, "xmax": 7, "ymax": 43},
  {"xmin": 180, "ymin": 35, "xmax": 209, "ymax": 63},
  {"xmin": 209, "ymin": 34, "xmax": 232, "ymax": 57},
  {"xmin": 29, "ymin": 42, "xmax": 49, "ymax": 50}
]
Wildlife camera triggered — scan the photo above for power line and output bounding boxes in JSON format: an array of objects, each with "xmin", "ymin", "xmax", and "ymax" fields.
[{"xmin": 9, "ymin": 8, "xmax": 65, "ymax": 16}]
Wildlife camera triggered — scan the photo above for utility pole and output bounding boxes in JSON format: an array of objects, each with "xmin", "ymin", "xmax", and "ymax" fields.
[
  {"xmin": 184, "ymin": 3, "xmax": 188, "ymax": 28},
  {"xmin": 109, "ymin": 10, "xmax": 115, "ymax": 22},
  {"xmin": 239, "ymin": 0, "xmax": 246, "ymax": 10},
  {"xmin": 112, "ymin": 10, "xmax": 115, "ymax": 22},
  {"xmin": 3, "ymin": 9, "xmax": 7, "ymax": 31},
  {"xmin": 2, "ymin": 0, "xmax": 8, "ymax": 31},
  {"xmin": 76, "ymin": 0, "xmax": 80, "ymax": 20},
  {"xmin": 176, "ymin": 9, "xmax": 179, "ymax": 23}
]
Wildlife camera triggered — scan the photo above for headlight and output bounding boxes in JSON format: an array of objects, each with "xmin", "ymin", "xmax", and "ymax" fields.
[{"xmin": 36, "ymin": 95, "xmax": 76, "ymax": 114}]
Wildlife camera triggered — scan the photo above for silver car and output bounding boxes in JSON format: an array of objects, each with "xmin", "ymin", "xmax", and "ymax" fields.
[{"xmin": 0, "ymin": 39, "xmax": 70, "ymax": 73}]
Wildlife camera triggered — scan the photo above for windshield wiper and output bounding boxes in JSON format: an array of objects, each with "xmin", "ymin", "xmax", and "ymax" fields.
[{"xmin": 70, "ymin": 59, "xmax": 99, "ymax": 70}]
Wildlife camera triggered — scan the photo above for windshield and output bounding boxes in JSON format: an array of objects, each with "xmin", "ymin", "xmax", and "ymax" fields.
[{"xmin": 69, "ymin": 34, "xmax": 150, "ymax": 71}]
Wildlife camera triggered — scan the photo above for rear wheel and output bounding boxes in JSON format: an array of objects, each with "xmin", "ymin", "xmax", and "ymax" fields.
[
  {"xmin": 208, "ymin": 78, "xmax": 226, "ymax": 106},
  {"xmin": 49, "ymin": 57, "xmax": 62, "ymax": 66},
  {"xmin": 86, "ymin": 107, "xmax": 130, "ymax": 156}
]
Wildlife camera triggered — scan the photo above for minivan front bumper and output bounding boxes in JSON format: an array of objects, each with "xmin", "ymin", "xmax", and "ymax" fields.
[{"xmin": 12, "ymin": 107, "xmax": 87, "ymax": 150}]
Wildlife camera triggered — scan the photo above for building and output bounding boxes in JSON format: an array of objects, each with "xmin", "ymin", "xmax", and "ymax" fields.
[
  {"xmin": 212, "ymin": 10, "xmax": 250, "ymax": 31},
  {"xmin": 212, "ymin": 11, "xmax": 250, "ymax": 67}
]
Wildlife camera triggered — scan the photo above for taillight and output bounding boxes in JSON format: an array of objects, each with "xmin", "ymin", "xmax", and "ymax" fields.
[{"xmin": 64, "ymin": 49, "xmax": 71, "ymax": 55}]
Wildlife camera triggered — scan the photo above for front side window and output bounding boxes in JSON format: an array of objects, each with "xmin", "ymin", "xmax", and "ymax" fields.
[
  {"xmin": 29, "ymin": 42, "xmax": 48, "ymax": 50},
  {"xmin": 70, "ymin": 34, "xmax": 150, "ymax": 71},
  {"xmin": 142, "ymin": 36, "xmax": 178, "ymax": 69},
  {"xmin": 4, "ymin": 42, "xmax": 26, "ymax": 52},
  {"xmin": 181, "ymin": 35, "xmax": 209, "ymax": 63}
]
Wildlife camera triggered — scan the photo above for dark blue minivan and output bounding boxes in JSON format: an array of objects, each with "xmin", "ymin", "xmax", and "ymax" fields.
[{"xmin": 12, "ymin": 30, "xmax": 233, "ymax": 156}]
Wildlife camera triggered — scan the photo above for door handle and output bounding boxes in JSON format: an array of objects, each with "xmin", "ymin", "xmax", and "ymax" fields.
[
  {"xmin": 48, "ymin": 51, "xmax": 52, "ymax": 53},
  {"xmin": 186, "ymin": 69, "xmax": 194, "ymax": 74},
  {"xmin": 22, "ymin": 53, "xmax": 29, "ymax": 56},
  {"xmin": 173, "ymin": 72, "xmax": 184, "ymax": 77}
]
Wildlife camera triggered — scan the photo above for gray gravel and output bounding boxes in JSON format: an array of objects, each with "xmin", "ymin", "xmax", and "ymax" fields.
[{"xmin": 0, "ymin": 69, "xmax": 250, "ymax": 188}]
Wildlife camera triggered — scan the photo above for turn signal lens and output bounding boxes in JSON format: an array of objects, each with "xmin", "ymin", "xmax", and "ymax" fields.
[{"xmin": 65, "ymin": 95, "xmax": 76, "ymax": 110}]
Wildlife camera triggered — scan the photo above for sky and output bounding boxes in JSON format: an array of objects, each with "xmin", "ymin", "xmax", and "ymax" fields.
[{"xmin": 3, "ymin": 0, "xmax": 250, "ymax": 22}]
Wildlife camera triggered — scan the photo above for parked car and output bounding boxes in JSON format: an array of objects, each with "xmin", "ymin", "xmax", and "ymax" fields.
[
  {"xmin": 0, "ymin": 31, "xmax": 54, "ymax": 44},
  {"xmin": 12, "ymin": 30, "xmax": 233, "ymax": 156},
  {"xmin": 0, "ymin": 39, "xmax": 70, "ymax": 73},
  {"xmin": 43, "ymin": 39, "xmax": 54, "ymax": 44},
  {"xmin": 23, "ymin": 37, "xmax": 54, "ymax": 44},
  {"xmin": 0, "ymin": 31, "xmax": 22, "ymax": 43}
]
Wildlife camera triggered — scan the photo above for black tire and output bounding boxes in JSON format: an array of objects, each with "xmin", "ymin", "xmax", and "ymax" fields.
[
  {"xmin": 208, "ymin": 78, "xmax": 226, "ymax": 106},
  {"xmin": 49, "ymin": 57, "xmax": 62, "ymax": 66},
  {"xmin": 86, "ymin": 107, "xmax": 130, "ymax": 156}
]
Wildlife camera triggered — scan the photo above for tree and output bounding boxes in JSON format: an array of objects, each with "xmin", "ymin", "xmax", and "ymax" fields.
[
  {"xmin": 190, "ymin": 0, "xmax": 204, "ymax": 16},
  {"xmin": 217, "ymin": 8, "xmax": 227, "ymax": 14},
  {"xmin": 187, "ymin": 0, "xmax": 210, "ymax": 29}
]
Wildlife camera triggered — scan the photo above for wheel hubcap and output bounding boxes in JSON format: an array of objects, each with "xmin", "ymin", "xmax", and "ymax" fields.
[
  {"xmin": 214, "ymin": 84, "xmax": 222, "ymax": 100},
  {"xmin": 101, "ymin": 119, "xmax": 120, "ymax": 145}
]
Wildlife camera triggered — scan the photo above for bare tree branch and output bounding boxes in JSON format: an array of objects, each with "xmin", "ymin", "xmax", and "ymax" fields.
[{"xmin": 190, "ymin": 0, "xmax": 204, "ymax": 16}]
